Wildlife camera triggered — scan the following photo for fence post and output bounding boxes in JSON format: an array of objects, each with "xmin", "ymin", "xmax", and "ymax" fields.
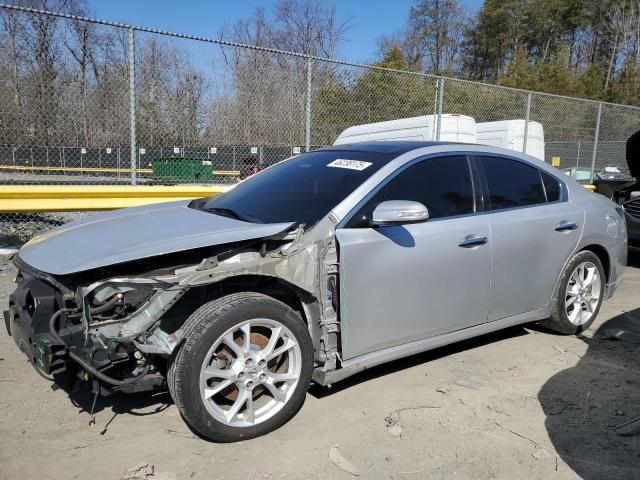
[
  {"xmin": 436, "ymin": 77, "xmax": 444, "ymax": 141},
  {"xmin": 590, "ymin": 102, "xmax": 602, "ymax": 183},
  {"xmin": 305, "ymin": 56, "xmax": 312, "ymax": 152},
  {"xmin": 128, "ymin": 27, "xmax": 137, "ymax": 185},
  {"xmin": 576, "ymin": 141, "xmax": 581, "ymax": 168},
  {"xmin": 432, "ymin": 83, "xmax": 438, "ymax": 140},
  {"xmin": 522, "ymin": 92, "xmax": 532, "ymax": 154}
]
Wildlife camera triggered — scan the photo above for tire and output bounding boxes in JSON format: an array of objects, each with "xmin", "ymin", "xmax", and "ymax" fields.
[
  {"xmin": 168, "ymin": 292, "xmax": 313, "ymax": 442},
  {"xmin": 541, "ymin": 250, "xmax": 605, "ymax": 335}
]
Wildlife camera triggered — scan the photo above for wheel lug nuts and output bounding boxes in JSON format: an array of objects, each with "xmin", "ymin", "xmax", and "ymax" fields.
[
  {"xmin": 258, "ymin": 359, "xmax": 266, "ymax": 367},
  {"xmin": 246, "ymin": 381, "xmax": 255, "ymax": 389},
  {"xmin": 245, "ymin": 358, "xmax": 253, "ymax": 366},
  {"xmin": 237, "ymin": 371, "xmax": 245, "ymax": 380},
  {"xmin": 258, "ymin": 373, "xmax": 267, "ymax": 382}
]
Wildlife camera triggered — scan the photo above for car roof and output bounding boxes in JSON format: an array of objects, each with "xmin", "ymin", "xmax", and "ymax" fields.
[
  {"xmin": 327, "ymin": 141, "xmax": 590, "ymax": 222},
  {"xmin": 320, "ymin": 141, "xmax": 471, "ymax": 155},
  {"xmin": 319, "ymin": 141, "xmax": 555, "ymax": 175}
]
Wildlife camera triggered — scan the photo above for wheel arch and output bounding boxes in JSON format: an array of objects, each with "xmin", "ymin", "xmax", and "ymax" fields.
[
  {"xmin": 547, "ymin": 241, "xmax": 611, "ymax": 313},
  {"xmin": 159, "ymin": 274, "xmax": 322, "ymax": 358},
  {"xmin": 578, "ymin": 244, "xmax": 611, "ymax": 282},
  {"xmin": 208, "ymin": 274, "xmax": 315, "ymax": 323}
]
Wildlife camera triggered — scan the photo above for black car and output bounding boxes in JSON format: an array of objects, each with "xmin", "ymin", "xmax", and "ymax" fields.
[{"xmin": 621, "ymin": 131, "xmax": 640, "ymax": 248}]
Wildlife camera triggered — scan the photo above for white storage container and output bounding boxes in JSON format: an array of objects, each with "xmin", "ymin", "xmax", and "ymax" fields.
[
  {"xmin": 476, "ymin": 120, "xmax": 545, "ymax": 161},
  {"xmin": 333, "ymin": 114, "xmax": 477, "ymax": 145}
]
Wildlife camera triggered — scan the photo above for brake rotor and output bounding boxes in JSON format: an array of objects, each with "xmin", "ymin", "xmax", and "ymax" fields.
[{"xmin": 243, "ymin": 332, "xmax": 269, "ymax": 350}]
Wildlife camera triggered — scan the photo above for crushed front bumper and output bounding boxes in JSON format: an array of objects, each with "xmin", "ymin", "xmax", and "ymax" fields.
[{"xmin": 5, "ymin": 266, "xmax": 71, "ymax": 374}]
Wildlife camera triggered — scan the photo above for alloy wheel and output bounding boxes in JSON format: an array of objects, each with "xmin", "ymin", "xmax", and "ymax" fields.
[
  {"xmin": 564, "ymin": 261, "xmax": 602, "ymax": 326},
  {"xmin": 198, "ymin": 318, "xmax": 302, "ymax": 427}
]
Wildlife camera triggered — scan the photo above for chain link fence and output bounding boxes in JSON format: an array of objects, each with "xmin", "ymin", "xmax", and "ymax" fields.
[{"xmin": 1, "ymin": 4, "xmax": 639, "ymax": 243}]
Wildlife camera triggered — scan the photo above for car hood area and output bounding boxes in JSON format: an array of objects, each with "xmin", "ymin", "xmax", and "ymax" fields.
[{"xmin": 18, "ymin": 200, "xmax": 295, "ymax": 275}]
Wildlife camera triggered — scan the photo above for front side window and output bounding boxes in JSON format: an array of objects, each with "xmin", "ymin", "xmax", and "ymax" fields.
[
  {"xmin": 479, "ymin": 156, "xmax": 546, "ymax": 210},
  {"xmin": 346, "ymin": 155, "xmax": 475, "ymax": 227}
]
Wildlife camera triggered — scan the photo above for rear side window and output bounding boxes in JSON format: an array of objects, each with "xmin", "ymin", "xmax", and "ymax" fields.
[
  {"xmin": 347, "ymin": 155, "xmax": 474, "ymax": 226},
  {"xmin": 541, "ymin": 171, "xmax": 561, "ymax": 202},
  {"xmin": 479, "ymin": 156, "xmax": 546, "ymax": 210}
]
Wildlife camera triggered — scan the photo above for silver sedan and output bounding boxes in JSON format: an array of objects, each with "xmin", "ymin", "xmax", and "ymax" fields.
[{"xmin": 6, "ymin": 141, "xmax": 627, "ymax": 441}]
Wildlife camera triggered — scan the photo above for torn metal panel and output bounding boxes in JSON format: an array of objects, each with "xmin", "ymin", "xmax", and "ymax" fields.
[{"xmin": 97, "ymin": 216, "xmax": 343, "ymax": 366}]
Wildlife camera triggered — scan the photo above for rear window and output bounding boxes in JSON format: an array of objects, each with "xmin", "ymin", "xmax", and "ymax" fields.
[
  {"xmin": 479, "ymin": 156, "xmax": 546, "ymax": 210},
  {"xmin": 541, "ymin": 171, "xmax": 562, "ymax": 202},
  {"xmin": 195, "ymin": 150, "xmax": 395, "ymax": 227}
]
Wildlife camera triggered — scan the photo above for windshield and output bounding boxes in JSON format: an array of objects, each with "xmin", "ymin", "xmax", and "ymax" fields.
[{"xmin": 193, "ymin": 149, "xmax": 394, "ymax": 227}]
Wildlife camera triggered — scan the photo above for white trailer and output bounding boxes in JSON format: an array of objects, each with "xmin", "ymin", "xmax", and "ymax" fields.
[
  {"xmin": 476, "ymin": 119, "xmax": 545, "ymax": 161},
  {"xmin": 333, "ymin": 114, "xmax": 477, "ymax": 145}
]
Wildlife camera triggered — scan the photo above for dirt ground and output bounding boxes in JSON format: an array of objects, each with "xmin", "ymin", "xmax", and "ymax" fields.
[{"xmin": 0, "ymin": 251, "xmax": 638, "ymax": 480}]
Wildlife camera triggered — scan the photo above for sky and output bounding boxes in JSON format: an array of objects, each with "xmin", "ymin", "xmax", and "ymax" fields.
[{"xmin": 91, "ymin": 0, "xmax": 483, "ymax": 64}]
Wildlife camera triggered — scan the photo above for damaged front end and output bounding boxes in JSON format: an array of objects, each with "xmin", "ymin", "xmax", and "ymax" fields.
[
  {"xmin": 5, "ymin": 217, "xmax": 342, "ymax": 396},
  {"xmin": 6, "ymin": 257, "xmax": 167, "ymax": 393}
]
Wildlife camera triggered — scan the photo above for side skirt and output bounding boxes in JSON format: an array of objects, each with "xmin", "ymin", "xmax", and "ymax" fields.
[{"xmin": 312, "ymin": 307, "xmax": 549, "ymax": 385}]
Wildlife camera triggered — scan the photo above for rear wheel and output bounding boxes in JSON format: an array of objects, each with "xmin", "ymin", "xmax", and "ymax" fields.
[
  {"xmin": 168, "ymin": 292, "xmax": 313, "ymax": 442},
  {"xmin": 542, "ymin": 251, "xmax": 605, "ymax": 335}
]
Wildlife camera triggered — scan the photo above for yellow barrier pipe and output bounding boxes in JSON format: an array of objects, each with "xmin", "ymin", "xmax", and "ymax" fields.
[
  {"xmin": 0, "ymin": 164, "xmax": 153, "ymax": 174},
  {"xmin": 0, "ymin": 184, "xmax": 231, "ymax": 212}
]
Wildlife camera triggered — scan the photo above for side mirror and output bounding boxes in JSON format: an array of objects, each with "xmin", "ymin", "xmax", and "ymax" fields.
[{"xmin": 371, "ymin": 200, "xmax": 429, "ymax": 226}]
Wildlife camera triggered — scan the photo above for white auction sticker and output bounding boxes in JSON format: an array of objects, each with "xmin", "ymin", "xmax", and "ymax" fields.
[{"xmin": 327, "ymin": 159, "xmax": 372, "ymax": 171}]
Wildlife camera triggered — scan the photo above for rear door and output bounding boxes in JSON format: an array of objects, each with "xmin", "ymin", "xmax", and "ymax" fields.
[
  {"xmin": 336, "ymin": 154, "xmax": 491, "ymax": 360},
  {"xmin": 475, "ymin": 155, "xmax": 584, "ymax": 321}
]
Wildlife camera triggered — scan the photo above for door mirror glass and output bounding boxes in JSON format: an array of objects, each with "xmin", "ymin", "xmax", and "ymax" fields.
[{"xmin": 371, "ymin": 200, "xmax": 429, "ymax": 225}]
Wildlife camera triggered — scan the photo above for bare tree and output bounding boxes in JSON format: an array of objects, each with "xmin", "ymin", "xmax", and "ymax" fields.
[
  {"xmin": 408, "ymin": 0, "xmax": 467, "ymax": 74},
  {"xmin": 376, "ymin": 29, "xmax": 425, "ymax": 70},
  {"xmin": 64, "ymin": 17, "xmax": 100, "ymax": 145},
  {"xmin": 272, "ymin": 0, "xmax": 350, "ymax": 57},
  {"xmin": 0, "ymin": 10, "xmax": 26, "ymax": 143},
  {"xmin": 604, "ymin": 1, "xmax": 640, "ymax": 90},
  {"xmin": 1, "ymin": 10, "xmax": 24, "ymax": 110},
  {"xmin": 208, "ymin": 0, "xmax": 350, "ymax": 145}
]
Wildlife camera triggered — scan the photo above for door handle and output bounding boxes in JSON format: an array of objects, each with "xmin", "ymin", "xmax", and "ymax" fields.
[
  {"xmin": 458, "ymin": 236, "xmax": 488, "ymax": 248},
  {"xmin": 554, "ymin": 222, "xmax": 579, "ymax": 232}
]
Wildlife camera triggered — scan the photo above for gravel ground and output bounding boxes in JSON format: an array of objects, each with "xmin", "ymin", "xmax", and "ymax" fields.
[
  {"xmin": 0, "ymin": 251, "xmax": 638, "ymax": 480},
  {"xmin": 0, "ymin": 212, "xmax": 88, "ymax": 244}
]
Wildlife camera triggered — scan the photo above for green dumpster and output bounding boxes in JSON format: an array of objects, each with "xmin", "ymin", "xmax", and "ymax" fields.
[{"xmin": 151, "ymin": 158, "xmax": 213, "ymax": 181}]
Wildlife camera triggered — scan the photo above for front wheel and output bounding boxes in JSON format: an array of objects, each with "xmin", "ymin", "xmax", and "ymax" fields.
[
  {"xmin": 541, "ymin": 250, "xmax": 605, "ymax": 335},
  {"xmin": 168, "ymin": 292, "xmax": 313, "ymax": 442}
]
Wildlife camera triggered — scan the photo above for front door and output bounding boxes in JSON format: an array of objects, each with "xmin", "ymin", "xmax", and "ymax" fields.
[{"xmin": 336, "ymin": 155, "xmax": 491, "ymax": 360}]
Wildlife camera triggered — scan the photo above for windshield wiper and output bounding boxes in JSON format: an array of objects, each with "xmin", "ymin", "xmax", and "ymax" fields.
[{"xmin": 203, "ymin": 207, "xmax": 263, "ymax": 224}]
